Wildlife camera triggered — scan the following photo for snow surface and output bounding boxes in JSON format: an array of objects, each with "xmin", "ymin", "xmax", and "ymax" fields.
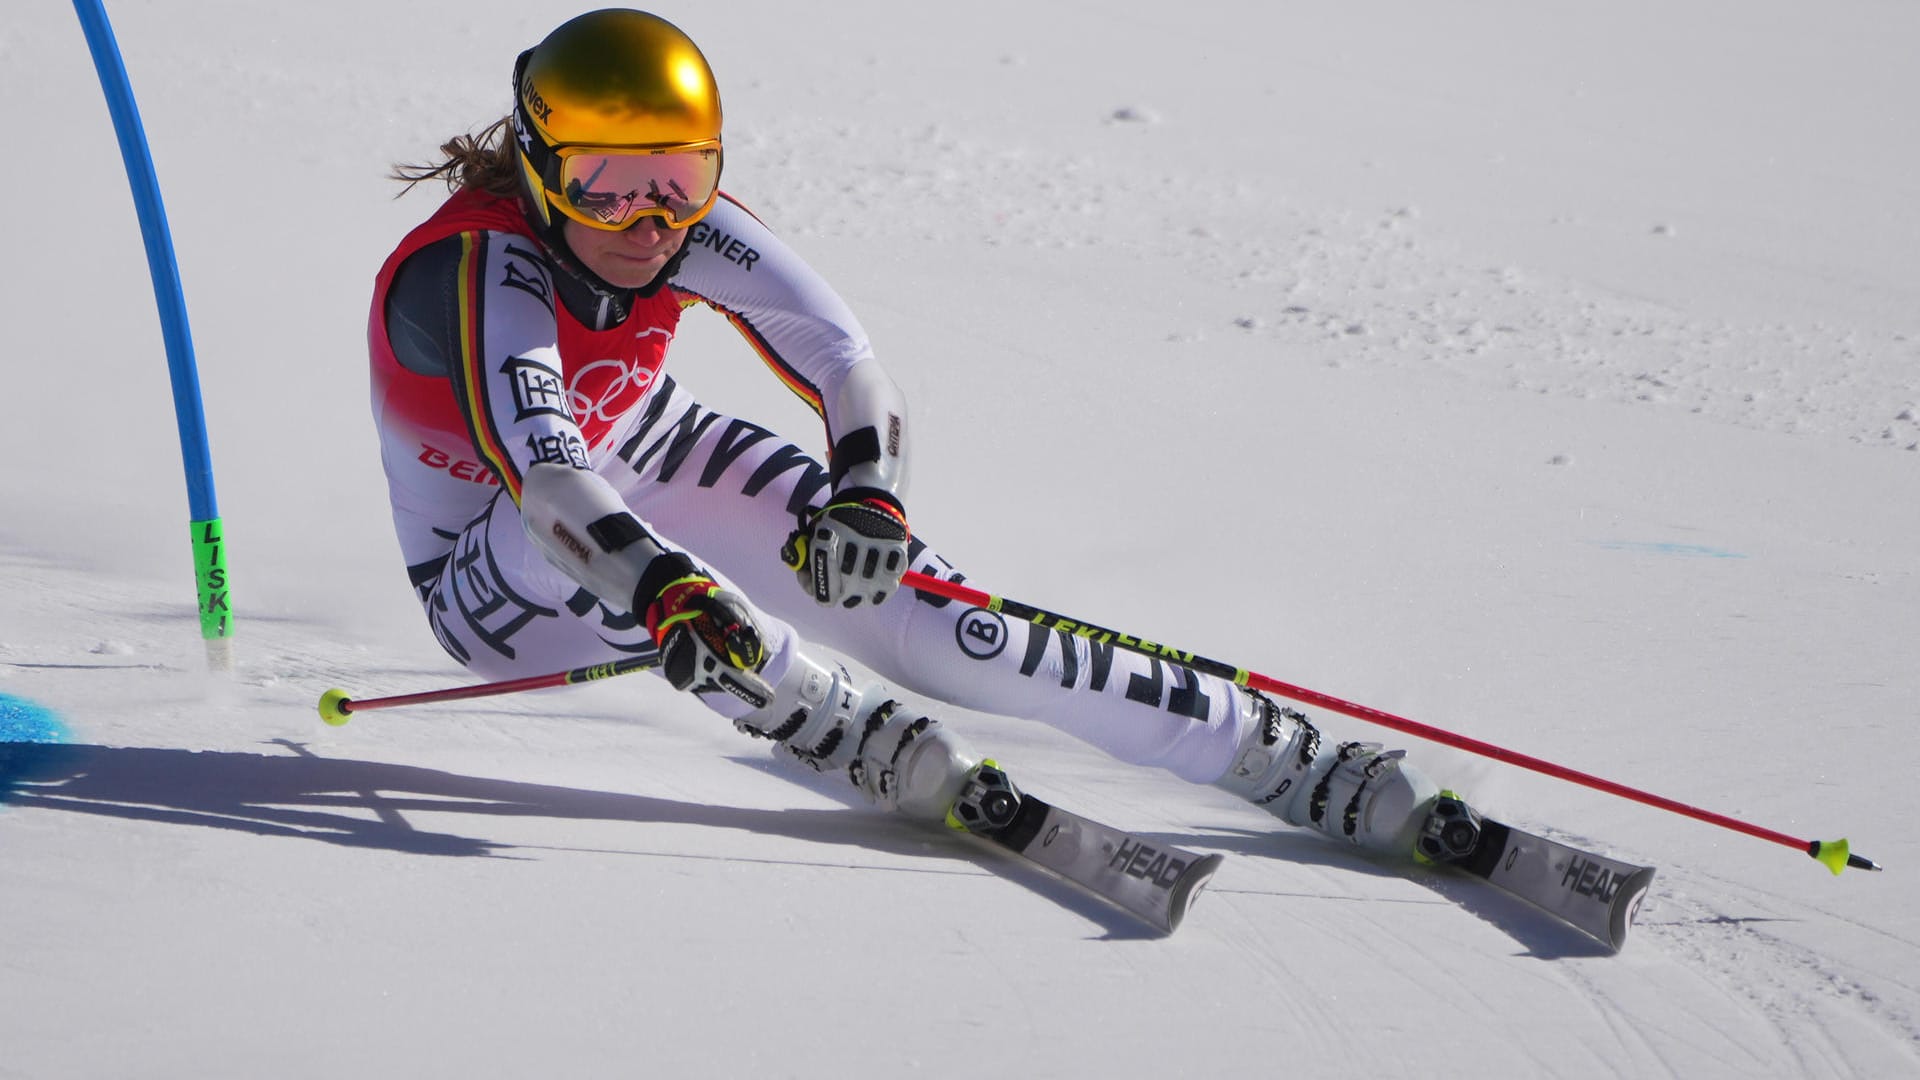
[{"xmin": 3, "ymin": 1, "xmax": 1917, "ymax": 1076}]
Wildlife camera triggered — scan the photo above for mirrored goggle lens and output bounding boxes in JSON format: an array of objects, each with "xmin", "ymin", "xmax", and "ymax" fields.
[{"xmin": 557, "ymin": 148, "xmax": 721, "ymax": 229}]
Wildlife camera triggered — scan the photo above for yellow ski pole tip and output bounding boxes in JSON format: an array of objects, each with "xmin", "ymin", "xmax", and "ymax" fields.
[
  {"xmin": 1809, "ymin": 838, "xmax": 1881, "ymax": 875},
  {"xmin": 317, "ymin": 688, "xmax": 354, "ymax": 726}
]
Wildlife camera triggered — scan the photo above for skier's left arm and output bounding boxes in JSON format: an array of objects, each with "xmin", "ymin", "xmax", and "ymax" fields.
[{"xmin": 672, "ymin": 194, "xmax": 912, "ymax": 608}]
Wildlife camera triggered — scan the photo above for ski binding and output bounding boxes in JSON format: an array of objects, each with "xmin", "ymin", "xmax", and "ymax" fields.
[{"xmin": 948, "ymin": 761, "xmax": 1225, "ymax": 934}]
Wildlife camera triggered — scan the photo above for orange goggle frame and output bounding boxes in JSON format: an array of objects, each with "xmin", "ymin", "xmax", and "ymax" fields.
[{"xmin": 533, "ymin": 141, "xmax": 723, "ymax": 231}]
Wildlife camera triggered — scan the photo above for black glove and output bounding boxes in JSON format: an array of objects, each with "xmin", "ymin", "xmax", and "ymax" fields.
[
  {"xmin": 638, "ymin": 554, "xmax": 772, "ymax": 709},
  {"xmin": 780, "ymin": 487, "xmax": 910, "ymax": 608}
]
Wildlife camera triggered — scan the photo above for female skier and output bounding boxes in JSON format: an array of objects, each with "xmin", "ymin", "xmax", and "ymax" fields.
[{"xmin": 371, "ymin": 8, "xmax": 1452, "ymax": 859}]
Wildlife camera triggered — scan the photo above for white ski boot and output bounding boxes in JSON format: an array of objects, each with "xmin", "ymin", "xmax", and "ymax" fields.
[
  {"xmin": 733, "ymin": 651, "xmax": 980, "ymax": 821},
  {"xmin": 1214, "ymin": 689, "xmax": 1446, "ymax": 858}
]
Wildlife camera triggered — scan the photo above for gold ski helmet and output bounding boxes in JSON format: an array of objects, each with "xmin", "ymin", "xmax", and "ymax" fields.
[{"xmin": 512, "ymin": 9, "xmax": 724, "ymax": 231}]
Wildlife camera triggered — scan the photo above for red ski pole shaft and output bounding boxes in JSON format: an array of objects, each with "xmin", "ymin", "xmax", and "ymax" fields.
[
  {"xmin": 315, "ymin": 656, "xmax": 658, "ymax": 725},
  {"xmin": 902, "ymin": 570, "xmax": 1879, "ymax": 873}
]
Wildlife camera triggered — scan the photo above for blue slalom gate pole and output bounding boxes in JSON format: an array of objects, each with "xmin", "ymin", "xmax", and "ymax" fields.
[{"xmin": 71, "ymin": 0, "xmax": 233, "ymax": 669}]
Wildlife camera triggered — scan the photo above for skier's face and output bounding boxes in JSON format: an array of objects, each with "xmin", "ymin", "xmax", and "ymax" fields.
[{"xmin": 563, "ymin": 216, "xmax": 689, "ymax": 289}]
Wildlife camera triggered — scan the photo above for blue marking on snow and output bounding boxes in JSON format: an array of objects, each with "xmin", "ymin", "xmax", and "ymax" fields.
[
  {"xmin": 0, "ymin": 693, "xmax": 70, "ymax": 744},
  {"xmin": 1, "ymin": 693, "xmax": 72, "ymax": 808},
  {"xmin": 1595, "ymin": 541, "xmax": 1747, "ymax": 559}
]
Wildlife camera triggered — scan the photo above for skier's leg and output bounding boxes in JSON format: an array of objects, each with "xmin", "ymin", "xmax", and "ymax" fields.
[
  {"xmin": 411, "ymin": 490, "xmax": 662, "ymax": 677},
  {"xmin": 840, "ymin": 573, "xmax": 1447, "ymax": 858},
  {"xmin": 600, "ymin": 380, "xmax": 1246, "ymax": 775},
  {"xmin": 599, "ymin": 378, "xmax": 1443, "ymax": 852},
  {"xmin": 412, "ymin": 483, "xmax": 980, "ymax": 822}
]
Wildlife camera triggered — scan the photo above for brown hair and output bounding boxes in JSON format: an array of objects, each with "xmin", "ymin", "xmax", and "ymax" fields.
[{"xmin": 389, "ymin": 116, "xmax": 522, "ymax": 198}]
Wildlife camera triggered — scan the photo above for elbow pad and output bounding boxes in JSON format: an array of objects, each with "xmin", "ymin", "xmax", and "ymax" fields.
[
  {"xmin": 828, "ymin": 364, "xmax": 909, "ymax": 498},
  {"xmin": 518, "ymin": 462, "xmax": 669, "ymax": 613}
]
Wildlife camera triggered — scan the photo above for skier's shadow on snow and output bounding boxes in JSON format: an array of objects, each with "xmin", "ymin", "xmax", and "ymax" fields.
[{"xmin": 0, "ymin": 740, "xmax": 1156, "ymax": 939}]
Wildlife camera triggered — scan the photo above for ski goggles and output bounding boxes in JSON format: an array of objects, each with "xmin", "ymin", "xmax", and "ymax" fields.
[{"xmin": 540, "ymin": 141, "xmax": 724, "ymax": 231}]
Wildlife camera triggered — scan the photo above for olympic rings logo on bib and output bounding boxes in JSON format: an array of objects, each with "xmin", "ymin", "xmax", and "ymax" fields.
[
  {"xmin": 566, "ymin": 325, "xmax": 672, "ymax": 433},
  {"xmin": 568, "ymin": 357, "xmax": 657, "ymax": 427}
]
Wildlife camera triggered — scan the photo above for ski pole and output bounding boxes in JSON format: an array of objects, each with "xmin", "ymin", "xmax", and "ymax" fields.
[
  {"xmin": 902, "ymin": 570, "xmax": 1881, "ymax": 875},
  {"xmin": 316, "ymin": 656, "xmax": 659, "ymax": 726}
]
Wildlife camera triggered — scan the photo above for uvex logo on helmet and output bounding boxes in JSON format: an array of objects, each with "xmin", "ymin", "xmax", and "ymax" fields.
[{"xmin": 520, "ymin": 74, "xmax": 553, "ymax": 125}]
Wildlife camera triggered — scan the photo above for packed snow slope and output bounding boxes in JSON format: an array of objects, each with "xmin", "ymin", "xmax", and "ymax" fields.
[{"xmin": 3, "ymin": 2, "xmax": 1916, "ymax": 1077}]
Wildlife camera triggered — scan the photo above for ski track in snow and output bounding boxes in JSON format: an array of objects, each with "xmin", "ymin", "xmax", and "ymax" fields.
[
  {"xmin": 5, "ymin": 543, "xmax": 1918, "ymax": 1075},
  {"xmin": 1639, "ymin": 865, "xmax": 1920, "ymax": 1075}
]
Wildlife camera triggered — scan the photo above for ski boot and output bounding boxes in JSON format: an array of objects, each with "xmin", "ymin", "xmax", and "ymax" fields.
[
  {"xmin": 1214, "ymin": 689, "xmax": 1445, "ymax": 858},
  {"xmin": 733, "ymin": 651, "xmax": 979, "ymax": 822}
]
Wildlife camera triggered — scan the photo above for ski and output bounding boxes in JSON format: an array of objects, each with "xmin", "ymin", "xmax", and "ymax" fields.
[
  {"xmin": 1422, "ymin": 795, "xmax": 1655, "ymax": 951},
  {"xmin": 947, "ymin": 761, "xmax": 1225, "ymax": 934}
]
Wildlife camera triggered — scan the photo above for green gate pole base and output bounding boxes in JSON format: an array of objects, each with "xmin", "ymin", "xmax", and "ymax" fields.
[{"xmin": 192, "ymin": 518, "xmax": 234, "ymax": 672}]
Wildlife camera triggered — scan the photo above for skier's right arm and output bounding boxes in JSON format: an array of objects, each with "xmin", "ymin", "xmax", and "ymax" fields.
[{"xmin": 384, "ymin": 231, "xmax": 768, "ymax": 693}]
